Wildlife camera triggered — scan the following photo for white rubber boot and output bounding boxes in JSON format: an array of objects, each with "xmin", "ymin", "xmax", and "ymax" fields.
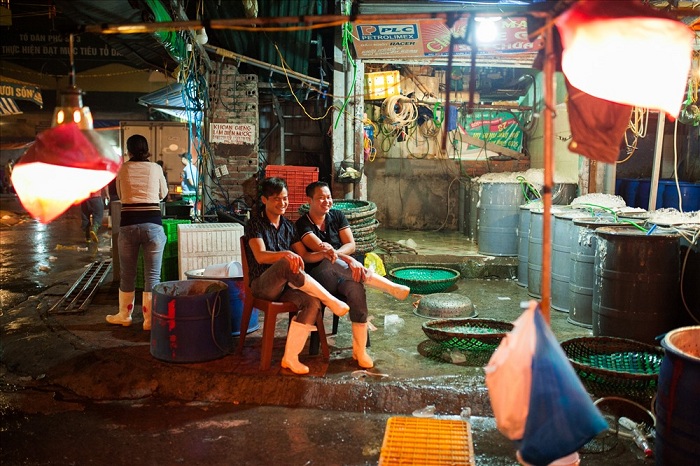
[
  {"xmin": 280, "ymin": 318, "xmax": 315, "ymax": 375},
  {"xmin": 106, "ymin": 290, "xmax": 135, "ymax": 326},
  {"xmin": 352, "ymin": 322, "xmax": 374, "ymax": 369},
  {"xmin": 142, "ymin": 291, "xmax": 152, "ymax": 331},
  {"xmin": 297, "ymin": 272, "xmax": 350, "ymax": 317},
  {"xmin": 364, "ymin": 273, "xmax": 410, "ymax": 300}
]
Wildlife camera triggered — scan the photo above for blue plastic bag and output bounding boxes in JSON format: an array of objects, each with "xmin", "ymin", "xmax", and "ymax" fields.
[{"xmin": 517, "ymin": 306, "xmax": 607, "ymax": 465}]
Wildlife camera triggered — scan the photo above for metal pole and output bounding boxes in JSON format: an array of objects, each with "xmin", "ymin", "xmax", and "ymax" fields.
[
  {"xmin": 649, "ymin": 112, "xmax": 665, "ymax": 211},
  {"xmin": 540, "ymin": 17, "xmax": 555, "ymax": 323}
]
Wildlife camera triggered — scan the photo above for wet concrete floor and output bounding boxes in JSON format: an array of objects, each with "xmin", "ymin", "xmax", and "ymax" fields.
[{"xmin": 0, "ymin": 195, "xmax": 653, "ymax": 465}]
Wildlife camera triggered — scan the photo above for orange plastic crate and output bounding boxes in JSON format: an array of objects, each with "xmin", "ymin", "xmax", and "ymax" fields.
[
  {"xmin": 264, "ymin": 165, "xmax": 319, "ymax": 205},
  {"xmin": 379, "ymin": 417, "xmax": 475, "ymax": 466},
  {"xmin": 285, "ymin": 201, "xmax": 306, "ymax": 222}
]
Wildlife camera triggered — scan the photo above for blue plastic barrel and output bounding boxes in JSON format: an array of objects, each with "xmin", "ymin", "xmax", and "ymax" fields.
[
  {"xmin": 151, "ymin": 280, "xmax": 231, "ymax": 363},
  {"xmin": 662, "ymin": 181, "xmax": 700, "ymax": 212},
  {"xmin": 477, "ymin": 182, "xmax": 524, "ymax": 256},
  {"xmin": 527, "ymin": 208, "xmax": 544, "ymax": 299},
  {"xmin": 622, "ymin": 179, "xmax": 640, "ymax": 207},
  {"xmin": 635, "ymin": 179, "xmax": 669, "ymax": 210},
  {"xmin": 517, "ymin": 204, "xmax": 536, "ymax": 287},
  {"xmin": 655, "ymin": 326, "xmax": 700, "ymax": 465},
  {"xmin": 185, "ymin": 269, "xmax": 259, "ymax": 336},
  {"xmin": 615, "ymin": 178, "xmax": 624, "ymax": 198}
]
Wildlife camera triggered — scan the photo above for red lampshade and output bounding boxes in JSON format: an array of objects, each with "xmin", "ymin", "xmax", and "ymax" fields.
[
  {"xmin": 556, "ymin": 0, "xmax": 694, "ymax": 117},
  {"xmin": 11, "ymin": 121, "xmax": 122, "ymax": 223}
]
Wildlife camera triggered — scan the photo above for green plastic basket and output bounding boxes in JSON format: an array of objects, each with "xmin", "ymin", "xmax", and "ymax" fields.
[
  {"xmin": 298, "ymin": 200, "xmax": 376, "ymax": 216},
  {"xmin": 561, "ymin": 336, "xmax": 664, "ymax": 392},
  {"xmin": 162, "ymin": 219, "xmax": 191, "ymax": 259},
  {"xmin": 422, "ymin": 318, "xmax": 513, "ymax": 351},
  {"xmin": 388, "ymin": 266, "xmax": 460, "ymax": 294}
]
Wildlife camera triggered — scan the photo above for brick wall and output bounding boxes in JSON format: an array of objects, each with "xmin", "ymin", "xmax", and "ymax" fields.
[
  {"xmin": 457, "ymin": 158, "xmax": 530, "ymax": 178},
  {"xmin": 208, "ymin": 63, "xmax": 259, "ymax": 206}
]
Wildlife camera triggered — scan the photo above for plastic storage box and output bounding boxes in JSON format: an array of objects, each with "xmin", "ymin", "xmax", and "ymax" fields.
[{"xmin": 177, "ymin": 223, "xmax": 245, "ymax": 280}]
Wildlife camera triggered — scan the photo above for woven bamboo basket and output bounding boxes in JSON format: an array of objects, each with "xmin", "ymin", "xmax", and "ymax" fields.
[
  {"xmin": 388, "ymin": 266, "xmax": 460, "ymax": 294},
  {"xmin": 422, "ymin": 318, "xmax": 513, "ymax": 351},
  {"xmin": 561, "ymin": 336, "xmax": 664, "ymax": 393}
]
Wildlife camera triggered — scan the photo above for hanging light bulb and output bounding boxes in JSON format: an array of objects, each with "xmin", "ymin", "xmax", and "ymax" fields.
[
  {"xmin": 195, "ymin": 27, "xmax": 208, "ymax": 45},
  {"xmin": 10, "ymin": 35, "xmax": 122, "ymax": 224},
  {"xmin": 555, "ymin": 0, "xmax": 694, "ymax": 117},
  {"xmin": 475, "ymin": 17, "xmax": 501, "ymax": 44}
]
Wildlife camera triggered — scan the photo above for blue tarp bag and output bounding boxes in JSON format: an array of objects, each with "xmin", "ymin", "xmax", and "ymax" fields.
[{"xmin": 518, "ymin": 306, "xmax": 607, "ymax": 465}]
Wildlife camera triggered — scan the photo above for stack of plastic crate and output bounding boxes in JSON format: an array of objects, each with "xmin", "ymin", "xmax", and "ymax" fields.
[
  {"xmin": 264, "ymin": 165, "xmax": 319, "ymax": 221},
  {"xmin": 135, "ymin": 219, "xmax": 191, "ymax": 289}
]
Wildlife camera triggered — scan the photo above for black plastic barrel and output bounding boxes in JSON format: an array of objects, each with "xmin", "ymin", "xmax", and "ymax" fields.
[
  {"xmin": 567, "ymin": 217, "xmax": 619, "ymax": 328},
  {"xmin": 655, "ymin": 326, "xmax": 700, "ymax": 465},
  {"xmin": 477, "ymin": 182, "xmax": 524, "ymax": 256},
  {"xmin": 592, "ymin": 227, "xmax": 680, "ymax": 345},
  {"xmin": 151, "ymin": 280, "xmax": 231, "ymax": 362}
]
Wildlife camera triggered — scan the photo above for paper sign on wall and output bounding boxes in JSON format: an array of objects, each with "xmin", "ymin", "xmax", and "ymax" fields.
[{"xmin": 210, "ymin": 123, "xmax": 256, "ymax": 145}]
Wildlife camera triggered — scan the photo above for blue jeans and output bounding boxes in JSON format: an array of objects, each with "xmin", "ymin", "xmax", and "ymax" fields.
[
  {"xmin": 118, "ymin": 223, "xmax": 166, "ymax": 293},
  {"xmin": 81, "ymin": 197, "xmax": 104, "ymax": 233},
  {"xmin": 309, "ymin": 259, "xmax": 368, "ymax": 323}
]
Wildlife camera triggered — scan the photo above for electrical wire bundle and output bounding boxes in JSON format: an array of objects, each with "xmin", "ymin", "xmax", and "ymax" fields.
[
  {"xmin": 621, "ymin": 106, "xmax": 649, "ymax": 161},
  {"xmin": 380, "ymin": 95, "xmax": 418, "ymax": 126}
]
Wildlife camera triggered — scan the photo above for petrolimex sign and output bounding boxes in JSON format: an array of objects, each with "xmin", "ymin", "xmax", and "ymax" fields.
[{"xmin": 351, "ymin": 17, "xmax": 543, "ymax": 60}]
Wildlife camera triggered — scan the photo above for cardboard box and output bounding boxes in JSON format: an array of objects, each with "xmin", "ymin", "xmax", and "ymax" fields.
[{"xmin": 401, "ymin": 76, "xmax": 439, "ymax": 98}]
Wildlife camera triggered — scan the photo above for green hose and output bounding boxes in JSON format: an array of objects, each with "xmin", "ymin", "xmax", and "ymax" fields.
[
  {"xmin": 517, "ymin": 176, "xmax": 541, "ymax": 202},
  {"xmin": 574, "ymin": 203, "xmax": 648, "ymax": 232}
]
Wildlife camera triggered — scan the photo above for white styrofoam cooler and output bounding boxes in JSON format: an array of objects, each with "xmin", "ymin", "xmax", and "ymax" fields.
[{"xmin": 177, "ymin": 223, "xmax": 245, "ymax": 280}]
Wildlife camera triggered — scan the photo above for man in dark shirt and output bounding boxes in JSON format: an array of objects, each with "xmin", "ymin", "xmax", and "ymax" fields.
[
  {"xmin": 293, "ymin": 181, "xmax": 410, "ymax": 369},
  {"xmin": 244, "ymin": 177, "xmax": 349, "ymax": 375}
]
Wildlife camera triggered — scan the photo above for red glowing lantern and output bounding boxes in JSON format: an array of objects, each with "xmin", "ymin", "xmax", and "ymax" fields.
[
  {"xmin": 11, "ymin": 33, "xmax": 122, "ymax": 224},
  {"xmin": 556, "ymin": 0, "xmax": 694, "ymax": 117},
  {"xmin": 11, "ymin": 122, "xmax": 121, "ymax": 224},
  {"xmin": 11, "ymin": 88, "xmax": 122, "ymax": 223}
]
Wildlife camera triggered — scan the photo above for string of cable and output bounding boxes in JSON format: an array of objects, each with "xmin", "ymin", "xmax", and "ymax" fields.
[
  {"xmin": 273, "ymin": 43, "xmax": 334, "ymax": 122},
  {"xmin": 178, "ymin": 35, "xmax": 211, "ymax": 221},
  {"xmin": 620, "ymin": 106, "xmax": 649, "ymax": 163}
]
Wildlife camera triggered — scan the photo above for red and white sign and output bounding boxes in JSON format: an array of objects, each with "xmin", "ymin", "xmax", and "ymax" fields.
[
  {"xmin": 210, "ymin": 123, "xmax": 256, "ymax": 145},
  {"xmin": 351, "ymin": 17, "xmax": 542, "ymax": 60}
]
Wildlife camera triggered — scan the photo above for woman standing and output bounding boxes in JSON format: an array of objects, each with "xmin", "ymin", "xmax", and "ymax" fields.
[{"xmin": 106, "ymin": 134, "xmax": 168, "ymax": 330}]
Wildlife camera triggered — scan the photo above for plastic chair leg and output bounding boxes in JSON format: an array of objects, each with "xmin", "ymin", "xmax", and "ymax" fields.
[{"xmin": 259, "ymin": 313, "xmax": 277, "ymax": 371}]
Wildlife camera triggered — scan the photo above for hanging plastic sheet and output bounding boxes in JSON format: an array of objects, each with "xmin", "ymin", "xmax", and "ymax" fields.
[
  {"xmin": 518, "ymin": 304, "xmax": 607, "ymax": 464},
  {"xmin": 484, "ymin": 301, "xmax": 536, "ymax": 440},
  {"xmin": 486, "ymin": 301, "xmax": 607, "ymax": 465}
]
